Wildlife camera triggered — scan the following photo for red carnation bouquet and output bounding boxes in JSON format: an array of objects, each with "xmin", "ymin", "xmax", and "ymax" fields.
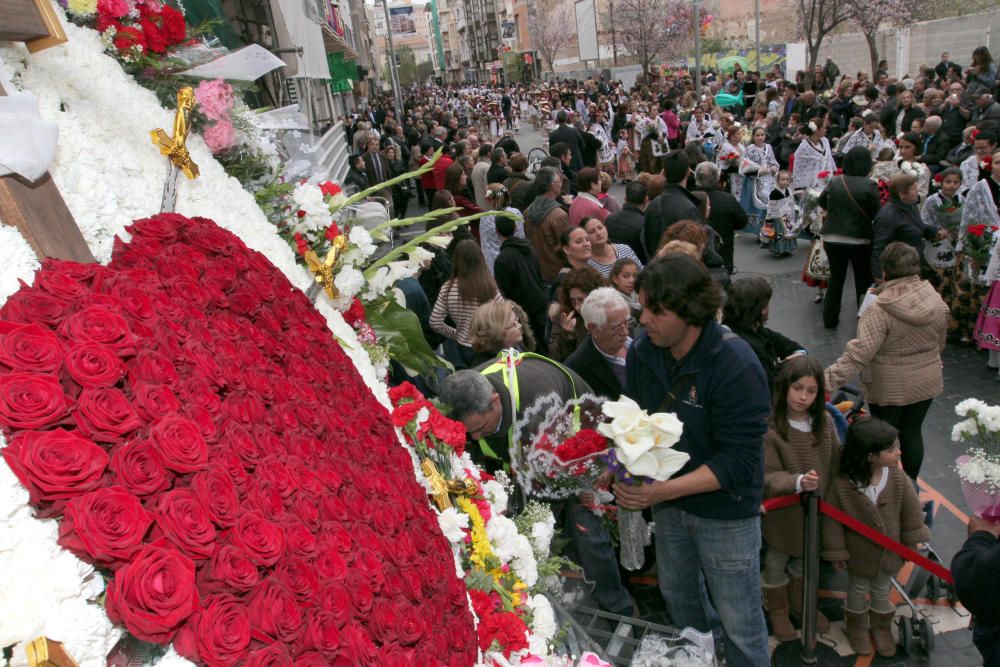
[
  {"xmin": 67, "ymin": 0, "xmax": 189, "ymax": 63},
  {"xmin": 964, "ymin": 222, "xmax": 1000, "ymax": 271},
  {"xmin": 511, "ymin": 394, "xmax": 609, "ymax": 499}
]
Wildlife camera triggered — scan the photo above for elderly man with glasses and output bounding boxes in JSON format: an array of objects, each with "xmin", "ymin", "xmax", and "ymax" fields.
[{"xmin": 565, "ymin": 288, "xmax": 634, "ymax": 401}]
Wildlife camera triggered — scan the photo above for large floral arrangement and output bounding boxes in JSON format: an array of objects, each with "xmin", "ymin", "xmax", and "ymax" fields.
[
  {"xmin": 0, "ymin": 215, "xmax": 478, "ymax": 665},
  {"xmin": 953, "ymin": 399, "xmax": 1000, "ymax": 522}
]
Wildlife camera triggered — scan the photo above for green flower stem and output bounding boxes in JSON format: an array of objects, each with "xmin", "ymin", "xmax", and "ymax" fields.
[
  {"xmin": 335, "ymin": 148, "xmax": 443, "ymax": 210},
  {"xmin": 369, "ymin": 207, "xmax": 462, "ymax": 235},
  {"xmin": 363, "ymin": 209, "xmax": 521, "ymax": 278}
]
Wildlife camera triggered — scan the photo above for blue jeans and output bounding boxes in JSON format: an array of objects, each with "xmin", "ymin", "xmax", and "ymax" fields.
[
  {"xmin": 653, "ymin": 505, "xmax": 770, "ymax": 667},
  {"xmin": 567, "ymin": 500, "xmax": 634, "ymax": 616}
]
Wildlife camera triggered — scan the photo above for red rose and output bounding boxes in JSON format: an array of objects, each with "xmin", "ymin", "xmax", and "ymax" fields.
[
  {"xmin": 59, "ymin": 306, "xmax": 136, "ymax": 357},
  {"xmin": 35, "ymin": 268, "xmax": 91, "ymax": 302},
  {"xmin": 128, "ymin": 349, "xmax": 180, "ymax": 386},
  {"xmin": 197, "ymin": 544, "xmax": 261, "ymax": 594},
  {"xmin": 150, "ymin": 413, "xmax": 209, "ymax": 473},
  {"xmin": 132, "ymin": 382, "xmax": 181, "ymax": 422},
  {"xmin": 319, "ymin": 581, "xmax": 352, "ymax": 627},
  {"xmin": 189, "ymin": 467, "xmax": 240, "ymax": 528},
  {"xmin": 58, "ymin": 486, "xmax": 154, "ymax": 570},
  {"xmin": 246, "ymin": 577, "xmax": 304, "ymax": 643},
  {"xmin": 109, "ymin": 439, "xmax": 172, "ymax": 497},
  {"xmin": 0, "ymin": 372, "xmax": 71, "ymax": 430},
  {"xmin": 370, "ymin": 600, "xmax": 398, "ymax": 644},
  {"xmin": 174, "ymin": 594, "xmax": 251, "ymax": 667},
  {"xmin": 64, "ymin": 343, "xmax": 126, "ymax": 388},
  {"xmin": 294, "ymin": 653, "xmax": 329, "ymax": 667},
  {"xmin": 74, "ymin": 387, "xmax": 143, "ymax": 443},
  {"xmin": 340, "ymin": 622, "xmax": 376, "ymax": 664},
  {"xmin": 283, "ymin": 519, "xmax": 319, "ymax": 559},
  {"xmin": 0, "ymin": 323, "xmax": 64, "ymax": 373},
  {"xmin": 152, "ymin": 488, "xmax": 218, "ymax": 560},
  {"xmin": 105, "ymin": 540, "xmax": 199, "ymax": 643},
  {"xmin": 242, "ymin": 644, "xmax": 293, "ymax": 667},
  {"xmin": 0, "ymin": 288, "xmax": 73, "ymax": 328},
  {"xmin": 305, "ymin": 610, "xmax": 342, "ymax": 655},
  {"xmin": 275, "ymin": 557, "xmax": 320, "ymax": 603},
  {"xmin": 395, "ymin": 602, "xmax": 426, "ymax": 646},
  {"xmin": 229, "ymin": 510, "xmax": 284, "ymax": 566},
  {"xmin": 1, "ymin": 428, "xmax": 107, "ymax": 506}
]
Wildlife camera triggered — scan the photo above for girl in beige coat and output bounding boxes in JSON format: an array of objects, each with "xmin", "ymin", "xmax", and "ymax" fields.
[
  {"xmin": 762, "ymin": 358, "xmax": 840, "ymax": 642},
  {"xmin": 823, "ymin": 418, "xmax": 931, "ymax": 658}
]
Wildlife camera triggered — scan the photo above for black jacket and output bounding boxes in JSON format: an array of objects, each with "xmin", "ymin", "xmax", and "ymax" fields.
[
  {"xmin": 727, "ymin": 325, "xmax": 804, "ymax": 389},
  {"xmin": 604, "ymin": 203, "xmax": 646, "ymax": 263},
  {"xmin": 548, "ymin": 124, "xmax": 586, "ymax": 172},
  {"xmin": 952, "ymin": 530, "xmax": 1000, "ymax": 626},
  {"xmin": 580, "ymin": 130, "xmax": 603, "ymax": 168},
  {"xmin": 919, "ymin": 132, "xmax": 951, "ymax": 168},
  {"xmin": 493, "ymin": 237, "xmax": 548, "ymax": 316},
  {"xmin": 642, "ymin": 184, "xmax": 703, "ymax": 257},
  {"xmin": 695, "ymin": 186, "xmax": 748, "ymax": 271},
  {"xmin": 872, "ymin": 198, "xmax": 940, "ymax": 276},
  {"xmin": 506, "ymin": 174, "xmax": 533, "ymax": 211},
  {"xmin": 880, "ymin": 103, "xmax": 925, "ymax": 136},
  {"xmin": 818, "ymin": 175, "xmax": 881, "ymax": 240},
  {"xmin": 487, "ymin": 163, "xmax": 511, "ymax": 185},
  {"xmin": 565, "ymin": 337, "xmax": 624, "ymax": 400}
]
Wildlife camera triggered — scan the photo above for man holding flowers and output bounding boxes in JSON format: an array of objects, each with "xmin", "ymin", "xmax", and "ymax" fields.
[{"xmin": 614, "ymin": 254, "xmax": 772, "ymax": 667}]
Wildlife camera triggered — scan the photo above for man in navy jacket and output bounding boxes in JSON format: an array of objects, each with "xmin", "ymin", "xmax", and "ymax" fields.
[{"xmin": 614, "ymin": 254, "xmax": 771, "ymax": 667}]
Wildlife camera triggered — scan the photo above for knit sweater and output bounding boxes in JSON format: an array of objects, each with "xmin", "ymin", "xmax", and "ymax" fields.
[
  {"xmin": 762, "ymin": 412, "xmax": 840, "ymax": 558},
  {"xmin": 822, "ymin": 465, "xmax": 931, "ymax": 579},
  {"xmin": 825, "ymin": 276, "xmax": 948, "ymax": 406},
  {"xmin": 429, "ymin": 282, "xmax": 502, "ymax": 346}
]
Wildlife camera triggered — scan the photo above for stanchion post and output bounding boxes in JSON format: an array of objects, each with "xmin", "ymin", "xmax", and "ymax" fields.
[{"xmin": 800, "ymin": 491, "xmax": 820, "ymax": 665}]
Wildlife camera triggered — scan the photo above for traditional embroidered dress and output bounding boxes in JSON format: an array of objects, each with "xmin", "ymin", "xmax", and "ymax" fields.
[
  {"xmin": 617, "ymin": 138, "xmax": 635, "ymax": 181},
  {"xmin": 762, "ymin": 185, "xmax": 800, "ymax": 256},
  {"xmin": 739, "ymin": 142, "xmax": 780, "ymax": 230},
  {"xmin": 959, "ymin": 154, "xmax": 988, "ymax": 195},
  {"xmin": 968, "ymin": 177, "xmax": 1000, "ymax": 350},
  {"xmin": 791, "ymin": 137, "xmax": 836, "ymax": 192},
  {"xmin": 925, "ymin": 191, "xmax": 983, "ymax": 339},
  {"xmin": 838, "ymin": 128, "xmax": 885, "ymax": 159},
  {"xmin": 590, "ymin": 121, "xmax": 616, "ymax": 168}
]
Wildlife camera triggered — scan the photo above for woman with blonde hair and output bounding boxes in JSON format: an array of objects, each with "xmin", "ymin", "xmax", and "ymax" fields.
[{"xmin": 469, "ymin": 300, "xmax": 536, "ymax": 365}]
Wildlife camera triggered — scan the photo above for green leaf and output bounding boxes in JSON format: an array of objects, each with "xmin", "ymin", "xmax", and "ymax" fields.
[{"xmin": 365, "ymin": 298, "xmax": 451, "ymax": 376}]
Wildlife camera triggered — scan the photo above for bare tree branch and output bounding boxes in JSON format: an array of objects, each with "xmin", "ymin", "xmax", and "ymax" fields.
[{"xmin": 528, "ymin": 0, "xmax": 578, "ymax": 72}]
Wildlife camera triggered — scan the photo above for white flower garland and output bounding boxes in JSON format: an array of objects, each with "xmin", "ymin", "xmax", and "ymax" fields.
[{"xmin": 0, "ymin": 8, "xmax": 559, "ymax": 665}]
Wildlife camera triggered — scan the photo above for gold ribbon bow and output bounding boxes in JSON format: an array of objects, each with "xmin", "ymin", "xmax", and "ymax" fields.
[
  {"xmin": 421, "ymin": 458, "xmax": 478, "ymax": 510},
  {"xmin": 151, "ymin": 87, "xmax": 200, "ymax": 180},
  {"xmin": 303, "ymin": 234, "xmax": 348, "ymax": 299}
]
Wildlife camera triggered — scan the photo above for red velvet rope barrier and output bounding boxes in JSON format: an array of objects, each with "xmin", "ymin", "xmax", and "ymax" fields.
[{"xmin": 762, "ymin": 493, "xmax": 954, "ymax": 585}]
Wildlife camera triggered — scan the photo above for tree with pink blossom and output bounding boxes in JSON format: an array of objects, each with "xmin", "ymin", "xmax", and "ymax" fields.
[{"xmin": 844, "ymin": 0, "xmax": 931, "ymax": 78}]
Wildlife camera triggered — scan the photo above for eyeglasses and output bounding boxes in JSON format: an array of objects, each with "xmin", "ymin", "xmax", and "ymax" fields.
[{"xmin": 603, "ymin": 318, "xmax": 635, "ymax": 333}]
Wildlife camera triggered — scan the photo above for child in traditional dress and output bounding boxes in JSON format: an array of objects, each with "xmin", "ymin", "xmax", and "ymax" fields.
[
  {"xmin": 512, "ymin": 107, "xmax": 521, "ymax": 133},
  {"xmin": 970, "ymin": 150, "xmax": 1000, "ymax": 372},
  {"xmin": 762, "ymin": 170, "xmax": 799, "ymax": 256},
  {"xmin": 762, "ymin": 358, "xmax": 839, "ymax": 642},
  {"xmin": 824, "ymin": 418, "xmax": 930, "ymax": 658},
  {"xmin": 616, "ymin": 129, "xmax": 635, "ymax": 182}
]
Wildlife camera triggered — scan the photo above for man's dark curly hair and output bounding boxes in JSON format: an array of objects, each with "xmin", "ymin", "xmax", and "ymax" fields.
[{"xmin": 636, "ymin": 254, "xmax": 721, "ymax": 327}]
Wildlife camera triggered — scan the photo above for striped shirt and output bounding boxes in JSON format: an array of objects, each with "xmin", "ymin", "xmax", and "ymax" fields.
[{"xmin": 429, "ymin": 280, "xmax": 503, "ymax": 347}]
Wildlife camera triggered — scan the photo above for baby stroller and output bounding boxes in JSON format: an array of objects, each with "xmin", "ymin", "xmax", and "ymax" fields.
[
  {"xmin": 527, "ymin": 147, "xmax": 549, "ymax": 178},
  {"xmin": 829, "ymin": 385, "xmax": 957, "ymax": 656}
]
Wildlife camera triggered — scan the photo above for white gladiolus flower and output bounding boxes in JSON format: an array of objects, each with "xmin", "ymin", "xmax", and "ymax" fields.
[{"xmin": 348, "ymin": 225, "xmax": 377, "ymax": 258}]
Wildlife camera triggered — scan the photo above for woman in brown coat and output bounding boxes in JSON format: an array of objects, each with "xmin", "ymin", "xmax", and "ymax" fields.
[
  {"xmin": 825, "ymin": 242, "xmax": 949, "ymax": 480},
  {"xmin": 762, "ymin": 358, "xmax": 840, "ymax": 642},
  {"xmin": 822, "ymin": 418, "xmax": 931, "ymax": 658}
]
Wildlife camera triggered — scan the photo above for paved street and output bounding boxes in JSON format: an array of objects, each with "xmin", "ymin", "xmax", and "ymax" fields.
[{"xmin": 488, "ymin": 126, "xmax": 1000, "ymax": 665}]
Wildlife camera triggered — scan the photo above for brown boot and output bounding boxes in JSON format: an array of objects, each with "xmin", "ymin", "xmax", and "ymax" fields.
[
  {"xmin": 788, "ymin": 576, "xmax": 831, "ymax": 633},
  {"xmin": 843, "ymin": 608, "xmax": 873, "ymax": 655},
  {"xmin": 762, "ymin": 584, "xmax": 797, "ymax": 642},
  {"xmin": 869, "ymin": 610, "xmax": 897, "ymax": 657}
]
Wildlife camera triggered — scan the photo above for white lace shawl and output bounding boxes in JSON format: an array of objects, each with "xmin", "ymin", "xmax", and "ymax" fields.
[
  {"xmin": 791, "ymin": 137, "xmax": 836, "ymax": 191},
  {"xmin": 961, "ymin": 177, "xmax": 1000, "ymax": 281},
  {"xmin": 960, "ymin": 154, "xmax": 980, "ymax": 195}
]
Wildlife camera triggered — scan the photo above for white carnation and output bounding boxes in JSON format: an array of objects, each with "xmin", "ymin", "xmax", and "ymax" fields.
[
  {"xmin": 437, "ymin": 507, "xmax": 470, "ymax": 543},
  {"xmin": 482, "ymin": 479, "xmax": 509, "ymax": 515},
  {"xmin": 333, "ymin": 267, "xmax": 365, "ymax": 300},
  {"xmin": 956, "ymin": 398, "xmax": 987, "ymax": 418},
  {"xmin": 952, "ymin": 418, "xmax": 978, "ymax": 442},
  {"xmin": 348, "ymin": 225, "xmax": 377, "ymax": 258},
  {"xmin": 526, "ymin": 594, "xmax": 557, "ymax": 641},
  {"xmin": 0, "ymin": 225, "xmax": 39, "ymax": 308},
  {"xmin": 292, "ymin": 183, "xmax": 332, "ymax": 232},
  {"xmin": 152, "ymin": 647, "xmax": 197, "ymax": 666},
  {"xmin": 530, "ymin": 516, "xmax": 556, "ymax": 557}
]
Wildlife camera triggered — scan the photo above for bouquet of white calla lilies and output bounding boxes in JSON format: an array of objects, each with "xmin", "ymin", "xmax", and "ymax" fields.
[{"xmin": 598, "ymin": 396, "xmax": 689, "ymax": 481}]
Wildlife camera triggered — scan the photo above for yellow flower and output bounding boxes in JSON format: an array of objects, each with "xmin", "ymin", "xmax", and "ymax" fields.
[{"xmin": 68, "ymin": 0, "xmax": 97, "ymax": 15}]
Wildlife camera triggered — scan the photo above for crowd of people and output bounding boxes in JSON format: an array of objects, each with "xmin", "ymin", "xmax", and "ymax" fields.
[{"xmin": 339, "ymin": 48, "xmax": 1000, "ymax": 666}]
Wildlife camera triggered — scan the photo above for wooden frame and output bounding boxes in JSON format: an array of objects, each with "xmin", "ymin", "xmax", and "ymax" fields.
[
  {"xmin": 25, "ymin": 637, "xmax": 80, "ymax": 667},
  {"xmin": 0, "ymin": 0, "xmax": 69, "ymax": 53}
]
